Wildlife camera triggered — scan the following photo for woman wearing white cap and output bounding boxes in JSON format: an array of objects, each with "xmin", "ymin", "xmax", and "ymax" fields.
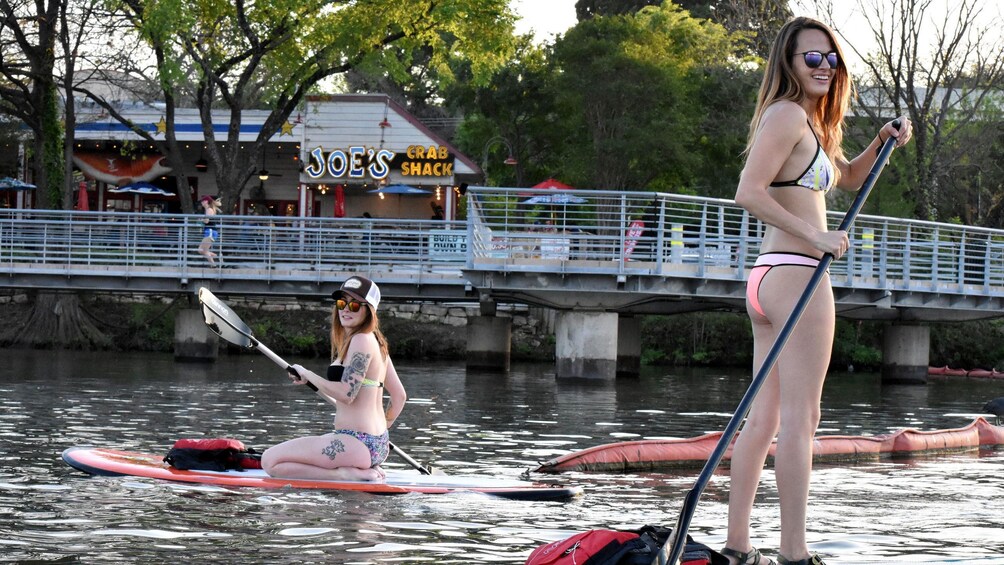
[{"xmin": 262, "ymin": 276, "xmax": 407, "ymax": 482}]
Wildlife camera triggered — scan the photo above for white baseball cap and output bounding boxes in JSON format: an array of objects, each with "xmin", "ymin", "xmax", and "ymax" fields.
[{"xmin": 332, "ymin": 276, "xmax": 381, "ymax": 311}]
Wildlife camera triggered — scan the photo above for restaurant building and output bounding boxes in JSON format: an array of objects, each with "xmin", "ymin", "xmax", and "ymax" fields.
[{"xmin": 69, "ymin": 93, "xmax": 480, "ymax": 220}]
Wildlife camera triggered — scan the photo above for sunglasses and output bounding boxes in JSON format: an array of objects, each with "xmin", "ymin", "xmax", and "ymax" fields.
[
  {"xmin": 795, "ymin": 50, "xmax": 839, "ymax": 69},
  {"xmin": 335, "ymin": 299, "xmax": 364, "ymax": 313}
]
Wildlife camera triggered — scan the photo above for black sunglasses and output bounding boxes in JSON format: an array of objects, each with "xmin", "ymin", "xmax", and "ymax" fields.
[
  {"xmin": 794, "ymin": 50, "xmax": 839, "ymax": 69},
  {"xmin": 335, "ymin": 298, "xmax": 364, "ymax": 313}
]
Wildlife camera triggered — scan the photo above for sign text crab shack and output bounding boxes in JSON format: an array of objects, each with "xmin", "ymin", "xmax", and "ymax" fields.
[{"xmin": 304, "ymin": 145, "xmax": 455, "ymax": 180}]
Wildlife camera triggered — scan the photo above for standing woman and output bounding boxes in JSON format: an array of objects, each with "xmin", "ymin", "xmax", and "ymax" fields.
[
  {"xmin": 261, "ymin": 276, "xmax": 407, "ymax": 482},
  {"xmin": 726, "ymin": 17, "xmax": 911, "ymax": 565},
  {"xmin": 197, "ymin": 195, "xmax": 222, "ymax": 265}
]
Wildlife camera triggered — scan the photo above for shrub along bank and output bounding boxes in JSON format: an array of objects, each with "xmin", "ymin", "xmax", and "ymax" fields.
[{"xmin": 3, "ymin": 292, "xmax": 1003, "ymax": 370}]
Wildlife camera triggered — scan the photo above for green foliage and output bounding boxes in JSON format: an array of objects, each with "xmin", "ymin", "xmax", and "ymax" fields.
[
  {"xmin": 40, "ymin": 84, "xmax": 64, "ymax": 208},
  {"xmin": 449, "ymin": 36, "xmax": 564, "ymax": 187},
  {"xmin": 125, "ymin": 302, "xmax": 178, "ymax": 351},
  {"xmin": 930, "ymin": 319, "xmax": 1004, "ymax": 369},
  {"xmin": 549, "ymin": 3, "xmax": 748, "ymax": 191},
  {"xmin": 640, "ymin": 311, "xmax": 753, "ymax": 366},
  {"xmin": 112, "ymin": 0, "xmax": 519, "ymax": 204}
]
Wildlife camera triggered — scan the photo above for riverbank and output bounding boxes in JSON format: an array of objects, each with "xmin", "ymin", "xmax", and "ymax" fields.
[
  {"xmin": 0, "ymin": 291, "xmax": 555, "ymax": 361},
  {"xmin": 3, "ymin": 290, "xmax": 1004, "ymax": 369}
]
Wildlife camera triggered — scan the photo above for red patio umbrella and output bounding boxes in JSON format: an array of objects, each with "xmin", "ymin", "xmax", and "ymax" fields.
[
  {"xmin": 519, "ymin": 178, "xmax": 574, "ymax": 197},
  {"xmin": 532, "ymin": 178, "xmax": 573, "ymax": 189},
  {"xmin": 75, "ymin": 181, "xmax": 89, "ymax": 211}
]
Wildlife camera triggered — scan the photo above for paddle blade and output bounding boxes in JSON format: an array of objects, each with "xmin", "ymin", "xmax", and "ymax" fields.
[{"xmin": 197, "ymin": 287, "xmax": 254, "ymax": 349}]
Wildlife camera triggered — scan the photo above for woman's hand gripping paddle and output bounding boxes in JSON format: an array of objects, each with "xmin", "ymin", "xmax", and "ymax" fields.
[
  {"xmin": 196, "ymin": 287, "xmax": 436, "ymax": 476},
  {"xmin": 653, "ymin": 121, "xmax": 902, "ymax": 565}
]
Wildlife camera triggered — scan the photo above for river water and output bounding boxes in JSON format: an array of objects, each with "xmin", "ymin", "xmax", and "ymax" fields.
[{"xmin": 2, "ymin": 349, "xmax": 1002, "ymax": 563}]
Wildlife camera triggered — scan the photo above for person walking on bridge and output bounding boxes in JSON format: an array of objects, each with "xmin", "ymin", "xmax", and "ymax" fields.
[
  {"xmin": 726, "ymin": 16, "xmax": 912, "ymax": 565},
  {"xmin": 197, "ymin": 195, "xmax": 222, "ymax": 266}
]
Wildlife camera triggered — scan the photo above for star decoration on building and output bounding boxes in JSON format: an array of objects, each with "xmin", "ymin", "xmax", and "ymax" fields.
[
  {"xmin": 155, "ymin": 116, "xmax": 168, "ymax": 135},
  {"xmin": 280, "ymin": 120, "xmax": 295, "ymax": 136}
]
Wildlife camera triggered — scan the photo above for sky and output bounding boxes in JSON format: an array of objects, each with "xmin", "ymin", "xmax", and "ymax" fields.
[{"xmin": 509, "ymin": 0, "xmax": 578, "ymax": 43}]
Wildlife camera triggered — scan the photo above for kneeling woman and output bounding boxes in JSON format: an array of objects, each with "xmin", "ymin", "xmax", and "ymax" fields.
[{"xmin": 262, "ymin": 276, "xmax": 407, "ymax": 482}]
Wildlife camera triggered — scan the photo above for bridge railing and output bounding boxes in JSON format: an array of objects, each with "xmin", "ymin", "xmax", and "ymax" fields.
[
  {"xmin": 4, "ymin": 188, "xmax": 1004, "ymax": 299},
  {"xmin": 0, "ymin": 209, "xmax": 467, "ymax": 281},
  {"xmin": 466, "ymin": 186, "xmax": 1004, "ymax": 296}
]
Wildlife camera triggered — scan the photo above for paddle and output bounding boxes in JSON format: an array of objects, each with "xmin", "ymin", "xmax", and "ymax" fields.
[
  {"xmin": 654, "ymin": 121, "xmax": 902, "ymax": 565},
  {"xmin": 196, "ymin": 286, "xmax": 436, "ymax": 476}
]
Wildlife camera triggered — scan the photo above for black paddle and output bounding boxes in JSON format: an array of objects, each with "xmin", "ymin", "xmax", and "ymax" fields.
[
  {"xmin": 654, "ymin": 121, "xmax": 902, "ymax": 565},
  {"xmin": 196, "ymin": 287, "xmax": 436, "ymax": 476}
]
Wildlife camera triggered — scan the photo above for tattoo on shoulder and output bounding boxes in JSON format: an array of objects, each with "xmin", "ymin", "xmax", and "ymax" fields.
[{"xmin": 342, "ymin": 351, "xmax": 371, "ymax": 398}]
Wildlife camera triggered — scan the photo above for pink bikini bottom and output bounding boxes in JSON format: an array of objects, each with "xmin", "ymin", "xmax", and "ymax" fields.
[{"xmin": 746, "ymin": 252, "xmax": 821, "ymax": 316}]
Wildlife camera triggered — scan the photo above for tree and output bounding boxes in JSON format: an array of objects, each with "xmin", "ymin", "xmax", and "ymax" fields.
[
  {"xmin": 676, "ymin": 0, "xmax": 792, "ymax": 59},
  {"xmin": 815, "ymin": 0, "xmax": 1004, "ymax": 223},
  {"xmin": 552, "ymin": 3, "xmax": 742, "ymax": 192},
  {"xmin": 0, "ymin": 0, "xmax": 121, "ymax": 349},
  {"xmin": 448, "ymin": 35, "xmax": 565, "ymax": 187},
  {"xmin": 0, "ymin": 0, "xmax": 65, "ymax": 208},
  {"xmin": 577, "ymin": 0, "xmax": 791, "ymax": 59},
  {"xmin": 92, "ymin": 0, "xmax": 519, "ymax": 212}
]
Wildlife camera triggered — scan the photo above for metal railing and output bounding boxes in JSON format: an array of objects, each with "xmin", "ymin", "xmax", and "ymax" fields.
[
  {"xmin": 0, "ymin": 210, "xmax": 468, "ymax": 283},
  {"xmin": 466, "ymin": 186, "xmax": 1004, "ymax": 296},
  {"xmin": 3, "ymin": 187, "xmax": 1004, "ymax": 302}
]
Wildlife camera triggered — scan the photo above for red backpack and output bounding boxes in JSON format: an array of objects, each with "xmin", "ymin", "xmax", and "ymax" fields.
[
  {"xmin": 163, "ymin": 438, "xmax": 262, "ymax": 472},
  {"xmin": 525, "ymin": 526, "xmax": 727, "ymax": 565}
]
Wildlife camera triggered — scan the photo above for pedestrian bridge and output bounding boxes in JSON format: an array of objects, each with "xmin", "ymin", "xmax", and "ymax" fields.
[{"xmin": 3, "ymin": 186, "xmax": 1003, "ymax": 322}]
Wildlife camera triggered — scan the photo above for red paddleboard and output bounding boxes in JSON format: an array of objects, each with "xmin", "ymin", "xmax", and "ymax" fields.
[{"xmin": 62, "ymin": 447, "xmax": 581, "ymax": 501}]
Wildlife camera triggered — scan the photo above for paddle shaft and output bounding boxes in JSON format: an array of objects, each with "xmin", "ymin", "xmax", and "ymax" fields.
[
  {"xmin": 655, "ymin": 124, "xmax": 901, "ymax": 565},
  {"xmin": 199, "ymin": 290, "xmax": 434, "ymax": 476}
]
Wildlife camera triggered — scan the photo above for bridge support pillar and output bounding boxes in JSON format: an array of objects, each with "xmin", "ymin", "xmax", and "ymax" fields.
[
  {"xmin": 882, "ymin": 324, "xmax": 928, "ymax": 385},
  {"xmin": 617, "ymin": 315, "xmax": 641, "ymax": 377},
  {"xmin": 556, "ymin": 311, "xmax": 618, "ymax": 379},
  {"xmin": 466, "ymin": 316, "xmax": 511, "ymax": 372},
  {"xmin": 174, "ymin": 308, "xmax": 218, "ymax": 362}
]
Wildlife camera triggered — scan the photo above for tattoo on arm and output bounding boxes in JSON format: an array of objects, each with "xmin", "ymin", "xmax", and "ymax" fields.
[
  {"xmin": 385, "ymin": 399, "xmax": 394, "ymax": 422},
  {"xmin": 342, "ymin": 352, "xmax": 371, "ymax": 399}
]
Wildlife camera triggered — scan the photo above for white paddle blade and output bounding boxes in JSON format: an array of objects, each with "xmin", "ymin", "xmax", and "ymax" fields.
[{"xmin": 197, "ymin": 287, "xmax": 254, "ymax": 349}]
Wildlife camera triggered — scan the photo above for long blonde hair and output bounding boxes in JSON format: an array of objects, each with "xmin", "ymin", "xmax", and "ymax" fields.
[
  {"xmin": 330, "ymin": 304, "xmax": 389, "ymax": 363},
  {"xmin": 745, "ymin": 17, "xmax": 851, "ymax": 167}
]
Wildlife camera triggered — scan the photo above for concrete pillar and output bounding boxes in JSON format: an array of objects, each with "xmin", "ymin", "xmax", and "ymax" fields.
[
  {"xmin": 466, "ymin": 315, "xmax": 511, "ymax": 372},
  {"xmin": 617, "ymin": 315, "xmax": 641, "ymax": 377},
  {"xmin": 174, "ymin": 308, "xmax": 218, "ymax": 362},
  {"xmin": 555, "ymin": 311, "xmax": 618, "ymax": 379},
  {"xmin": 882, "ymin": 324, "xmax": 929, "ymax": 385}
]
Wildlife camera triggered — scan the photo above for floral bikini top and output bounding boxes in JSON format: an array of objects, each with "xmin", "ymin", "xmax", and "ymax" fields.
[{"xmin": 769, "ymin": 121, "xmax": 835, "ymax": 193}]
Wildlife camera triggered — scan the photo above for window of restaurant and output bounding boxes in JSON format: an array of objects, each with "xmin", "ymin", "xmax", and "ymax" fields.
[{"xmin": 243, "ymin": 199, "xmax": 319, "ymax": 217}]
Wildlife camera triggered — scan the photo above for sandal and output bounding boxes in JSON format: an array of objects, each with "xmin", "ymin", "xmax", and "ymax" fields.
[
  {"xmin": 778, "ymin": 555, "xmax": 826, "ymax": 565},
  {"xmin": 721, "ymin": 547, "xmax": 776, "ymax": 565}
]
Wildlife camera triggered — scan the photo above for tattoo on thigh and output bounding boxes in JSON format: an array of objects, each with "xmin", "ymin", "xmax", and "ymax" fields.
[{"xmin": 321, "ymin": 439, "xmax": 346, "ymax": 460}]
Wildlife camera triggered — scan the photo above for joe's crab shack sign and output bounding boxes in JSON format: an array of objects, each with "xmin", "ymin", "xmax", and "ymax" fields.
[{"xmin": 304, "ymin": 144, "xmax": 456, "ymax": 181}]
